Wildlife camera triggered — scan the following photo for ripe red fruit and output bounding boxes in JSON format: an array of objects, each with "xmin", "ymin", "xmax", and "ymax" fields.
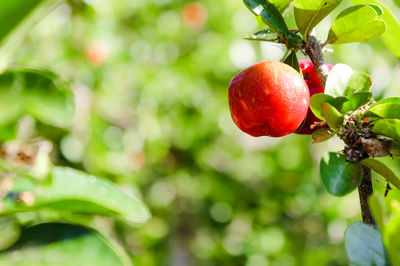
[
  {"xmin": 296, "ymin": 61, "xmax": 333, "ymax": 134},
  {"xmin": 228, "ymin": 61, "xmax": 310, "ymax": 137}
]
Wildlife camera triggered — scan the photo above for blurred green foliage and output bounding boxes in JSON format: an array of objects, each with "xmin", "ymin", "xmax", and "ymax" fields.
[{"xmin": 0, "ymin": 0, "xmax": 399, "ymax": 265}]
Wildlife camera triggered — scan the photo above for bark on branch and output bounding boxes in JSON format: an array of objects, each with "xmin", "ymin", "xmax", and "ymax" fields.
[
  {"xmin": 305, "ymin": 30, "xmax": 329, "ymax": 88},
  {"xmin": 358, "ymin": 167, "xmax": 376, "ymax": 225}
]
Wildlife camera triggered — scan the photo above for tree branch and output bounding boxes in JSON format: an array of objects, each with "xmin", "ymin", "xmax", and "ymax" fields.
[
  {"xmin": 358, "ymin": 166, "xmax": 376, "ymax": 225},
  {"xmin": 305, "ymin": 30, "xmax": 330, "ymax": 88}
]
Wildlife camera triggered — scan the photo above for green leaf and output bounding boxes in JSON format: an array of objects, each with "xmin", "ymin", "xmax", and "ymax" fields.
[
  {"xmin": 0, "ymin": 91, "xmax": 23, "ymax": 126},
  {"xmin": 323, "ymin": 102, "xmax": 344, "ymax": 132},
  {"xmin": 0, "ymin": 1, "xmax": 62, "ymax": 71},
  {"xmin": 243, "ymin": 0, "xmax": 289, "ymax": 36},
  {"xmin": 245, "ymin": 29, "xmax": 280, "ymax": 42},
  {"xmin": 329, "ymin": 96, "xmax": 349, "ymax": 111},
  {"xmin": 286, "ymin": 31, "xmax": 304, "ymax": 50},
  {"xmin": 326, "ymin": 4, "xmax": 387, "ymax": 44},
  {"xmin": 344, "ymin": 71, "xmax": 373, "ymax": 96},
  {"xmin": 372, "ymin": 119, "xmax": 400, "ymax": 142},
  {"xmin": 360, "ymin": 158, "xmax": 400, "ymax": 190},
  {"xmin": 320, "ymin": 152, "xmax": 362, "ymax": 196},
  {"xmin": 351, "ymin": 0, "xmax": 400, "ymax": 58},
  {"xmin": 325, "ymin": 64, "xmax": 354, "ymax": 97},
  {"xmin": 310, "ymin": 93, "xmax": 335, "ymax": 120},
  {"xmin": 341, "ymin": 92, "xmax": 373, "ymax": 113},
  {"xmin": 294, "ymin": 0, "xmax": 342, "ymax": 39},
  {"xmin": 373, "ymin": 97, "xmax": 400, "ymax": 106},
  {"xmin": 312, "ymin": 128, "xmax": 335, "ymax": 143},
  {"xmin": 0, "ymin": 223, "xmax": 127, "ymax": 266},
  {"xmin": 0, "ymin": 0, "xmax": 43, "ymax": 43},
  {"xmin": 310, "ymin": 94, "xmax": 347, "ymax": 121},
  {"xmin": 365, "ymin": 103, "xmax": 400, "ymax": 119},
  {"xmin": 270, "ymin": 0, "xmax": 293, "ymax": 12},
  {"xmin": 0, "ymin": 69, "xmax": 74, "ymax": 128},
  {"xmin": 345, "ymin": 221, "xmax": 389, "ymax": 266},
  {"xmin": 0, "ymin": 216, "xmax": 21, "ymax": 251},
  {"xmin": 367, "ymin": 3, "xmax": 383, "ymax": 15},
  {"xmin": 284, "ymin": 52, "xmax": 301, "ymax": 73},
  {"xmin": 0, "ymin": 167, "xmax": 151, "ymax": 224}
]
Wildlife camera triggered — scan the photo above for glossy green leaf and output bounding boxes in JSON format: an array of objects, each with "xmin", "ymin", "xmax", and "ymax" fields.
[
  {"xmin": 372, "ymin": 119, "xmax": 400, "ymax": 142},
  {"xmin": 0, "ymin": 216, "xmax": 20, "ymax": 251},
  {"xmin": 341, "ymin": 92, "xmax": 373, "ymax": 113},
  {"xmin": 351, "ymin": 0, "xmax": 400, "ymax": 58},
  {"xmin": 284, "ymin": 52, "xmax": 301, "ymax": 74},
  {"xmin": 326, "ymin": 4, "xmax": 387, "ymax": 44},
  {"xmin": 243, "ymin": 0, "xmax": 289, "ymax": 36},
  {"xmin": 345, "ymin": 221, "xmax": 388, "ymax": 266},
  {"xmin": 367, "ymin": 3, "xmax": 383, "ymax": 15},
  {"xmin": 310, "ymin": 93, "xmax": 335, "ymax": 120},
  {"xmin": 329, "ymin": 96, "xmax": 349, "ymax": 111},
  {"xmin": 309, "ymin": 94, "xmax": 347, "ymax": 121},
  {"xmin": 312, "ymin": 128, "xmax": 335, "ymax": 143},
  {"xmin": 325, "ymin": 64, "xmax": 354, "ymax": 97},
  {"xmin": 360, "ymin": 158, "xmax": 400, "ymax": 190},
  {"xmin": 294, "ymin": 0, "xmax": 342, "ymax": 39},
  {"xmin": 365, "ymin": 103, "xmax": 400, "ymax": 119},
  {"xmin": 270, "ymin": 0, "xmax": 293, "ymax": 12},
  {"xmin": 320, "ymin": 152, "xmax": 362, "ymax": 196},
  {"xmin": 254, "ymin": 15, "xmax": 267, "ymax": 27},
  {"xmin": 286, "ymin": 31, "xmax": 304, "ymax": 50},
  {"xmin": 373, "ymin": 97, "xmax": 400, "ymax": 106},
  {"xmin": 245, "ymin": 29, "xmax": 280, "ymax": 42},
  {"xmin": 323, "ymin": 102, "xmax": 344, "ymax": 132},
  {"xmin": 345, "ymin": 71, "xmax": 373, "ymax": 96},
  {"xmin": 0, "ymin": 167, "xmax": 151, "ymax": 224},
  {"xmin": 0, "ymin": 223, "xmax": 127, "ymax": 266},
  {"xmin": 0, "ymin": 69, "xmax": 74, "ymax": 128}
]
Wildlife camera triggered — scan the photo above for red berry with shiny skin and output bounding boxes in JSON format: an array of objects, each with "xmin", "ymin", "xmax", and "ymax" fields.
[
  {"xmin": 228, "ymin": 61, "xmax": 310, "ymax": 137},
  {"xmin": 296, "ymin": 61, "xmax": 333, "ymax": 134}
]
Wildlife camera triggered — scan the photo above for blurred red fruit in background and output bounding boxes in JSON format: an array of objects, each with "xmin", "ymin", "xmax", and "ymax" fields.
[
  {"xmin": 86, "ymin": 42, "xmax": 108, "ymax": 65},
  {"xmin": 182, "ymin": 3, "xmax": 207, "ymax": 29}
]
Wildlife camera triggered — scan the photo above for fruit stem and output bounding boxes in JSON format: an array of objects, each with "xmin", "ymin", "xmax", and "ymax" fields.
[
  {"xmin": 304, "ymin": 30, "xmax": 329, "ymax": 88},
  {"xmin": 358, "ymin": 166, "xmax": 376, "ymax": 225}
]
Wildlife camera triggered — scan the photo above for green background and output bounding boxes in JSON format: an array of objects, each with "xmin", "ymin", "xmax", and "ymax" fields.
[{"xmin": 1, "ymin": 0, "xmax": 400, "ymax": 265}]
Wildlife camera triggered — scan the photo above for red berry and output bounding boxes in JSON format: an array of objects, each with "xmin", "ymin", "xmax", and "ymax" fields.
[
  {"xmin": 228, "ymin": 61, "xmax": 310, "ymax": 137},
  {"xmin": 296, "ymin": 61, "xmax": 333, "ymax": 134}
]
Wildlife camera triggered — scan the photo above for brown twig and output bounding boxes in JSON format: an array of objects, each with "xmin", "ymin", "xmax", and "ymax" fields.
[
  {"xmin": 358, "ymin": 167, "xmax": 376, "ymax": 225},
  {"xmin": 305, "ymin": 30, "xmax": 329, "ymax": 88}
]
